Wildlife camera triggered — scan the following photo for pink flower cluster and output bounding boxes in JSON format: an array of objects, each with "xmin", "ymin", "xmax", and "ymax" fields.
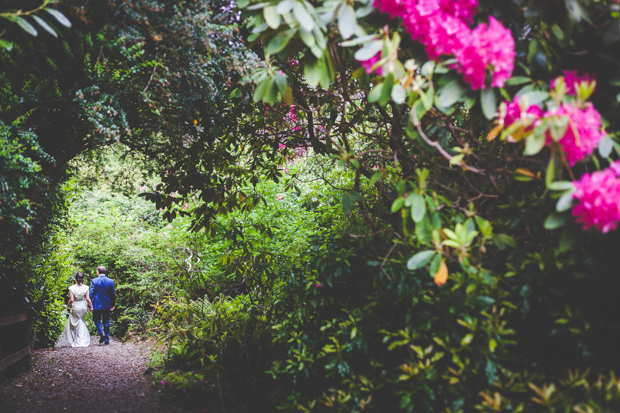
[
  {"xmin": 551, "ymin": 70, "xmax": 595, "ymax": 96},
  {"xmin": 288, "ymin": 106, "xmax": 301, "ymax": 131},
  {"xmin": 359, "ymin": 51, "xmax": 383, "ymax": 76},
  {"xmin": 545, "ymin": 102, "xmax": 605, "ymax": 166},
  {"xmin": 499, "ymin": 95, "xmax": 542, "ymax": 129},
  {"xmin": 456, "ymin": 17, "xmax": 515, "ymax": 89},
  {"xmin": 572, "ymin": 162, "xmax": 620, "ymax": 233},
  {"xmin": 372, "ymin": 0, "xmax": 514, "ymax": 89}
]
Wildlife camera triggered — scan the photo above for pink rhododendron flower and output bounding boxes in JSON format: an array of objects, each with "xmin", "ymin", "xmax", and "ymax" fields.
[
  {"xmin": 357, "ymin": 51, "xmax": 383, "ymax": 76},
  {"xmin": 456, "ymin": 16, "xmax": 515, "ymax": 89},
  {"xmin": 277, "ymin": 194, "xmax": 284, "ymax": 200},
  {"xmin": 372, "ymin": 0, "xmax": 406, "ymax": 18},
  {"xmin": 423, "ymin": 14, "xmax": 470, "ymax": 59},
  {"xmin": 551, "ymin": 70, "xmax": 595, "ymax": 96},
  {"xmin": 279, "ymin": 143, "xmax": 286, "ymax": 150},
  {"xmin": 373, "ymin": 0, "xmax": 514, "ymax": 89},
  {"xmin": 182, "ymin": 203, "xmax": 189, "ymax": 210},
  {"xmin": 439, "ymin": 0, "xmax": 477, "ymax": 22},
  {"xmin": 288, "ymin": 106, "xmax": 298, "ymax": 123},
  {"xmin": 572, "ymin": 167, "xmax": 620, "ymax": 233},
  {"xmin": 161, "ymin": 381, "xmax": 166, "ymax": 386},
  {"xmin": 140, "ymin": 185, "xmax": 146, "ymax": 192},
  {"xmin": 545, "ymin": 103, "xmax": 605, "ymax": 166},
  {"xmin": 279, "ymin": 165, "xmax": 289, "ymax": 174},
  {"xmin": 499, "ymin": 96, "xmax": 543, "ymax": 128},
  {"xmin": 610, "ymin": 160, "xmax": 620, "ymax": 176}
]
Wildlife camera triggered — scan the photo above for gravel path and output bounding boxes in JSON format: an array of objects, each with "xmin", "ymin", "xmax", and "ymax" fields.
[{"xmin": 0, "ymin": 336, "xmax": 186, "ymax": 413}]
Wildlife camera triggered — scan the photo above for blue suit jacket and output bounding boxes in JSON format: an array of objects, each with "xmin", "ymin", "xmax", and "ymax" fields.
[{"xmin": 89, "ymin": 275, "xmax": 116, "ymax": 310}]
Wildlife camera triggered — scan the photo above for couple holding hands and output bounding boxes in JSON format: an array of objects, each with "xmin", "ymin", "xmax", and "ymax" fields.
[{"xmin": 59, "ymin": 266, "xmax": 116, "ymax": 347}]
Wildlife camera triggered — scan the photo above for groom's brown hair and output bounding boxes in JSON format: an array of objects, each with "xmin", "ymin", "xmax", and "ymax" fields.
[{"xmin": 97, "ymin": 266, "xmax": 107, "ymax": 275}]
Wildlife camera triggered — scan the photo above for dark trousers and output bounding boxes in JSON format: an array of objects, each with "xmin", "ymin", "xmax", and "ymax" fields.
[{"xmin": 93, "ymin": 310, "xmax": 110, "ymax": 342}]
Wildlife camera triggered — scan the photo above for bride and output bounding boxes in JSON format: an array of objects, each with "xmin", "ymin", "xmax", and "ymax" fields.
[{"xmin": 60, "ymin": 271, "xmax": 93, "ymax": 347}]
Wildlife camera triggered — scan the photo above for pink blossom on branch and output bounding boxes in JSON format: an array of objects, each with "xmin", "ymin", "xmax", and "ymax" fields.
[
  {"xmin": 357, "ymin": 51, "xmax": 383, "ymax": 76},
  {"xmin": 372, "ymin": 0, "xmax": 515, "ymax": 89},
  {"xmin": 610, "ymin": 160, "xmax": 620, "ymax": 176},
  {"xmin": 551, "ymin": 70, "xmax": 596, "ymax": 96},
  {"xmin": 423, "ymin": 14, "xmax": 470, "ymax": 60},
  {"xmin": 545, "ymin": 103, "xmax": 605, "ymax": 166},
  {"xmin": 455, "ymin": 17, "xmax": 515, "ymax": 89},
  {"xmin": 400, "ymin": 0, "xmax": 471, "ymax": 59},
  {"xmin": 572, "ymin": 167, "xmax": 620, "ymax": 233},
  {"xmin": 372, "ymin": 0, "xmax": 406, "ymax": 19},
  {"xmin": 499, "ymin": 95, "xmax": 543, "ymax": 128},
  {"xmin": 438, "ymin": 0, "xmax": 477, "ymax": 22}
]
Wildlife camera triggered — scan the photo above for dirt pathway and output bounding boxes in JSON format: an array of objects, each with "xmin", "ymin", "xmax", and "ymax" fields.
[{"xmin": 0, "ymin": 336, "xmax": 186, "ymax": 413}]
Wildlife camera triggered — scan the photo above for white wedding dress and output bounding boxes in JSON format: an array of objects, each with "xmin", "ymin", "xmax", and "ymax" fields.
[{"xmin": 60, "ymin": 284, "xmax": 91, "ymax": 347}]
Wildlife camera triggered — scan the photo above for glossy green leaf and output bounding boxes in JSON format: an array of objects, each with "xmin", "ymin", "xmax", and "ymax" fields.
[
  {"xmin": 544, "ymin": 212, "xmax": 570, "ymax": 230},
  {"xmin": 275, "ymin": 72, "xmax": 288, "ymax": 94},
  {"xmin": 276, "ymin": 0, "xmax": 296, "ymax": 14},
  {"xmin": 598, "ymin": 135, "xmax": 613, "ymax": 158},
  {"xmin": 293, "ymin": 2, "xmax": 314, "ymax": 32},
  {"xmin": 338, "ymin": 5, "xmax": 356, "ymax": 40},
  {"xmin": 0, "ymin": 39, "xmax": 13, "ymax": 51},
  {"xmin": 264, "ymin": 6, "xmax": 281, "ymax": 29},
  {"xmin": 552, "ymin": 24, "xmax": 564, "ymax": 40},
  {"xmin": 267, "ymin": 30, "xmax": 294, "ymax": 54},
  {"xmin": 524, "ymin": 133, "xmax": 546, "ymax": 156},
  {"xmin": 391, "ymin": 196, "xmax": 404, "ymax": 213},
  {"xmin": 437, "ymin": 80, "xmax": 466, "ymax": 108},
  {"xmin": 32, "ymin": 15, "xmax": 57, "ymax": 37},
  {"xmin": 16, "ymin": 17, "xmax": 38, "ymax": 36},
  {"xmin": 556, "ymin": 191, "xmax": 574, "ymax": 212},
  {"xmin": 494, "ymin": 234, "xmax": 516, "ymax": 250},
  {"xmin": 410, "ymin": 194, "xmax": 426, "ymax": 224},
  {"xmin": 391, "ymin": 84, "xmax": 406, "ymax": 104},
  {"xmin": 505, "ymin": 76, "xmax": 532, "ymax": 86},
  {"xmin": 304, "ymin": 58, "xmax": 322, "ymax": 87},
  {"xmin": 299, "ymin": 27, "xmax": 315, "ymax": 47},
  {"xmin": 379, "ymin": 74, "xmax": 394, "ymax": 106},
  {"xmin": 369, "ymin": 171, "xmax": 387, "ymax": 186},
  {"xmin": 253, "ymin": 79, "xmax": 269, "ymax": 102},
  {"xmin": 354, "ymin": 41, "xmax": 382, "ymax": 61},
  {"xmin": 548, "ymin": 181, "xmax": 575, "ymax": 191},
  {"xmin": 480, "ymin": 88, "xmax": 496, "ymax": 120},
  {"xmin": 407, "ymin": 250, "xmax": 436, "ymax": 270},
  {"xmin": 45, "ymin": 8, "xmax": 71, "ymax": 27},
  {"xmin": 368, "ymin": 83, "xmax": 383, "ymax": 103}
]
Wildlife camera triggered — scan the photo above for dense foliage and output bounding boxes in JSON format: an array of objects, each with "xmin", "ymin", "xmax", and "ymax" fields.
[
  {"xmin": 0, "ymin": 0, "xmax": 255, "ymax": 314},
  {"xmin": 146, "ymin": 0, "xmax": 620, "ymax": 410},
  {"xmin": 3, "ymin": 0, "xmax": 620, "ymax": 412}
]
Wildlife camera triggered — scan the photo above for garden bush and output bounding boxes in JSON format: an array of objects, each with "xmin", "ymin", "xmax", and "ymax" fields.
[{"xmin": 3, "ymin": 0, "xmax": 620, "ymax": 411}]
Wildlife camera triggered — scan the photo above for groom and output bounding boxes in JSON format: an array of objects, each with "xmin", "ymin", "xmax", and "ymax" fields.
[{"xmin": 89, "ymin": 266, "xmax": 116, "ymax": 345}]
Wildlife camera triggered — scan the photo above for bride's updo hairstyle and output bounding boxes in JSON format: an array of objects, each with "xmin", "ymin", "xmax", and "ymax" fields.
[{"xmin": 75, "ymin": 271, "xmax": 85, "ymax": 284}]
